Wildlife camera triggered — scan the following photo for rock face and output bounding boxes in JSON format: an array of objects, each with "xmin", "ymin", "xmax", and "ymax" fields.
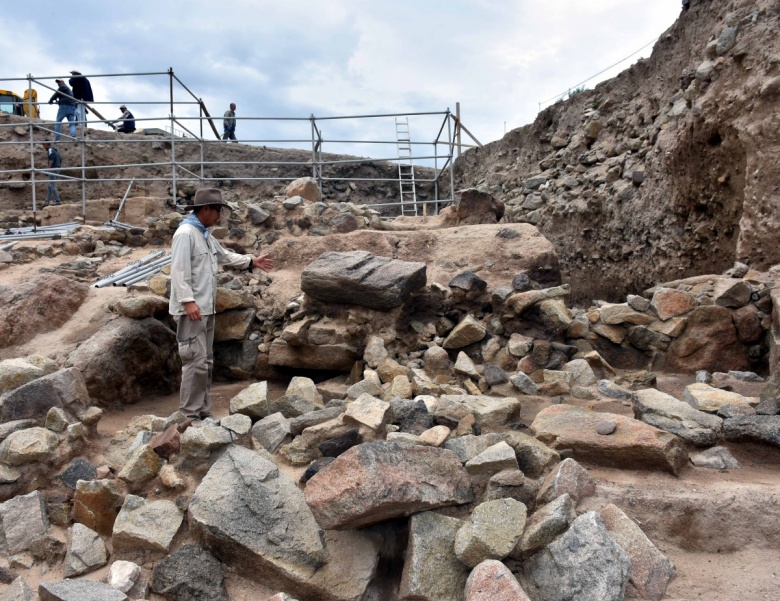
[
  {"xmin": 398, "ymin": 511, "xmax": 470, "ymax": 601},
  {"xmin": 72, "ymin": 479, "xmax": 124, "ymax": 536},
  {"xmin": 525, "ymin": 512, "xmax": 631, "ymax": 601},
  {"xmin": 0, "ymin": 355, "xmax": 58, "ymax": 395},
  {"xmin": 599, "ymin": 503, "xmax": 676, "ymax": 601},
  {"xmin": 304, "ymin": 441, "xmax": 473, "ymax": 529},
  {"xmin": 151, "ymin": 544, "xmax": 229, "ymax": 601},
  {"xmin": 465, "ymin": 560, "xmax": 532, "ymax": 601},
  {"xmin": 67, "ymin": 316, "xmax": 178, "ymax": 405},
  {"xmin": 667, "ymin": 306, "xmax": 749, "ymax": 372},
  {"xmin": 531, "ymin": 404, "xmax": 688, "ymax": 474},
  {"xmin": 0, "ymin": 491, "xmax": 49, "ymax": 554},
  {"xmin": 300, "ymin": 251, "xmax": 426, "ymax": 310},
  {"xmin": 112, "ymin": 495, "xmax": 183, "ymax": 553},
  {"xmin": 63, "ymin": 523, "xmax": 108, "ymax": 577},
  {"xmin": 454, "ymin": 188, "xmax": 505, "ymax": 225},
  {"xmin": 190, "ymin": 446, "xmax": 327, "ymax": 585},
  {"xmin": 0, "ymin": 274, "xmax": 88, "ymax": 349},
  {"xmin": 454, "ymin": 498, "xmax": 527, "ymax": 568}
]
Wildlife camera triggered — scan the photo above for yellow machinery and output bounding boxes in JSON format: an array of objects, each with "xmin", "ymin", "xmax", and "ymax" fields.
[{"xmin": 0, "ymin": 89, "xmax": 29, "ymax": 117}]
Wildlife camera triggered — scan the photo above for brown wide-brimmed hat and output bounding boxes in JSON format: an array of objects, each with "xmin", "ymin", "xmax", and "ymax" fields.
[
  {"xmin": 55, "ymin": 78, "xmax": 65, "ymax": 84},
  {"xmin": 70, "ymin": 70, "xmax": 81, "ymax": 75},
  {"xmin": 184, "ymin": 188, "xmax": 231, "ymax": 210}
]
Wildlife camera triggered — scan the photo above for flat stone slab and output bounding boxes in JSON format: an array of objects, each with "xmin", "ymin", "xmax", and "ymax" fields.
[
  {"xmin": 38, "ymin": 580, "xmax": 128, "ymax": 601},
  {"xmin": 531, "ymin": 404, "xmax": 688, "ymax": 474},
  {"xmin": 304, "ymin": 441, "xmax": 473, "ymax": 529},
  {"xmin": 633, "ymin": 388, "xmax": 723, "ymax": 446},
  {"xmin": 301, "ymin": 251, "xmax": 426, "ymax": 310}
]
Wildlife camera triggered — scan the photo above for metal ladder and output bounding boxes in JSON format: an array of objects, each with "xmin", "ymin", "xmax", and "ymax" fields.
[{"xmin": 395, "ymin": 117, "xmax": 418, "ymax": 216}]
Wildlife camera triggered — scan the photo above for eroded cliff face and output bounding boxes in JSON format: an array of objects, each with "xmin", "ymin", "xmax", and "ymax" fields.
[{"xmin": 453, "ymin": 0, "xmax": 780, "ymax": 303}]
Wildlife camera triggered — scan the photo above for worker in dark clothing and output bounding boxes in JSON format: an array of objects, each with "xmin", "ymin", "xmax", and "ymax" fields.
[
  {"xmin": 69, "ymin": 70, "xmax": 94, "ymax": 127},
  {"xmin": 42, "ymin": 142, "xmax": 62, "ymax": 206},
  {"xmin": 48, "ymin": 79, "xmax": 77, "ymax": 141},
  {"xmin": 109, "ymin": 105, "xmax": 136, "ymax": 133}
]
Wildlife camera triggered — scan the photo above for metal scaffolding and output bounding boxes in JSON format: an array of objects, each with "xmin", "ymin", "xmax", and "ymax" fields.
[{"xmin": 0, "ymin": 69, "xmax": 477, "ymax": 229}]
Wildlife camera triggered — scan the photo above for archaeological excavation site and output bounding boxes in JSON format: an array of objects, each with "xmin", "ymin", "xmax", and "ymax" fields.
[{"xmin": 1, "ymin": 1, "xmax": 779, "ymax": 600}]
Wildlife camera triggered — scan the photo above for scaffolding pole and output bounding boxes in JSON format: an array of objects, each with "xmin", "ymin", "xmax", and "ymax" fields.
[{"xmin": 0, "ymin": 70, "xmax": 474, "ymax": 218}]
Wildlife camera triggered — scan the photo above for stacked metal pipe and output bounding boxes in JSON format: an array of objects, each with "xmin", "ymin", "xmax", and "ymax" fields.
[
  {"xmin": 93, "ymin": 250, "xmax": 171, "ymax": 288},
  {"xmin": 0, "ymin": 222, "xmax": 81, "ymax": 242}
]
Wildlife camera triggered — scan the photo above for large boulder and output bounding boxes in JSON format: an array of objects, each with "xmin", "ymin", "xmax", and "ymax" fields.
[
  {"xmin": 599, "ymin": 503, "xmax": 676, "ymax": 601},
  {"xmin": 0, "ymin": 491, "xmax": 49, "ymax": 554},
  {"xmin": 455, "ymin": 188, "xmax": 505, "ymax": 225},
  {"xmin": 531, "ymin": 404, "xmax": 688, "ymax": 474},
  {"xmin": 0, "ymin": 355, "xmax": 58, "ymax": 395},
  {"xmin": 666, "ymin": 306, "xmax": 750, "ymax": 372},
  {"xmin": 190, "ymin": 445, "xmax": 326, "ymax": 586},
  {"xmin": 0, "ymin": 367, "xmax": 89, "ymax": 423},
  {"xmin": 151, "ymin": 544, "xmax": 229, "ymax": 601},
  {"xmin": 0, "ymin": 274, "xmax": 88, "ymax": 349},
  {"xmin": 398, "ymin": 511, "xmax": 470, "ymax": 601},
  {"xmin": 301, "ymin": 251, "xmax": 426, "ymax": 310},
  {"xmin": 465, "ymin": 560, "xmax": 532, "ymax": 601},
  {"xmin": 284, "ymin": 176, "xmax": 321, "ymax": 203},
  {"xmin": 723, "ymin": 416, "xmax": 780, "ymax": 446},
  {"xmin": 304, "ymin": 441, "xmax": 473, "ymax": 529},
  {"xmin": 67, "ymin": 317, "xmax": 178, "ymax": 405},
  {"xmin": 189, "ymin": 445, "xmax": 380, "ymax": 601},
  {"xmin": 524, "ymin": 512, "xmax": 631, "ymax": 601}
]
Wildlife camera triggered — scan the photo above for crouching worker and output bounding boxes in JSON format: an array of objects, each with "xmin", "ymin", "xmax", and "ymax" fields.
[{"xmin": 169, "ymin": 188, "xmax": 273, "ymax": 421}]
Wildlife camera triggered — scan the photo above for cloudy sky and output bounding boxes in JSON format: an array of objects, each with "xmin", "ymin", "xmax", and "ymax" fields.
[{"xmin": 2, "ymin": 0, "xmax": 682, "ymax": 159}]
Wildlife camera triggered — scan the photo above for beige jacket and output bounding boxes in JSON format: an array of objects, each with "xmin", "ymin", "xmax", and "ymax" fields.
[{"xmin": 169, "ymin": 223, "xmax": 250, "ymax": 316}]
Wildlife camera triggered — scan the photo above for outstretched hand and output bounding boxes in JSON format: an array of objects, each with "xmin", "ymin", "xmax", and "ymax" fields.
[{"xmin": 252, "ymin": 253, "xmax": 273, "ymax": 272}]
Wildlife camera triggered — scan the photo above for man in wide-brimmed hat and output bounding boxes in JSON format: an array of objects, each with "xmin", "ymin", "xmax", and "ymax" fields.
[{"xmin": 169, "ymin": 188, "xmax": 273, "ymax": 421}]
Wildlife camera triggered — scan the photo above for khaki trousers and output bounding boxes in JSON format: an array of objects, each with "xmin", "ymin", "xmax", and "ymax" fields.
[{"xmin": 176, "ymin": 314, "xmax": 215, "ymax": 417}]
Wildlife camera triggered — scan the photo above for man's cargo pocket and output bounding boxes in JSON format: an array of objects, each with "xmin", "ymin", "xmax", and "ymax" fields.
[{"xmin": 177, "ymin": 337, "xmax": 198, "ymax": 362}]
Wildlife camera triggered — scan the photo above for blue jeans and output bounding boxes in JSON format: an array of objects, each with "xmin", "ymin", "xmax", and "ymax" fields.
[{"xmin": 54, "ymin": 104, "xmax": 77, "ymax": 140}]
